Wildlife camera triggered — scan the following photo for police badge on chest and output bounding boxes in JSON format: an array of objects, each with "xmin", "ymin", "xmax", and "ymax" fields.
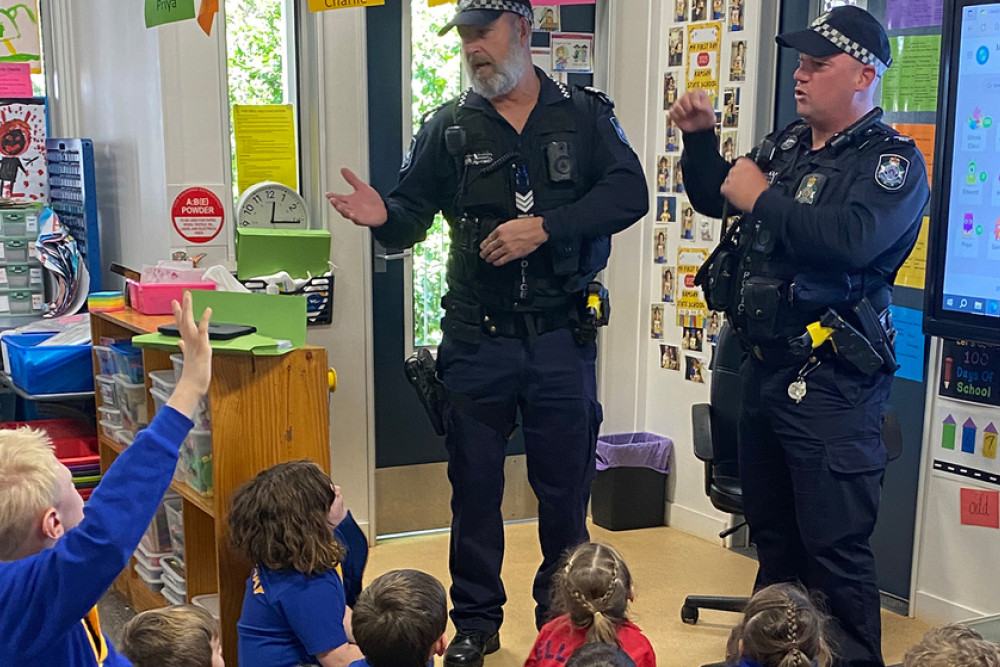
[{"xmin": 794, "ymin": 173, "xmax": 827, "ymax": 205}]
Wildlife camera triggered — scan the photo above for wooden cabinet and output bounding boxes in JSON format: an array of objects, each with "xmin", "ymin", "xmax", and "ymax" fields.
[{"xmin": 92, "ymin": 309, "xmax": 330, "ymax": 663}]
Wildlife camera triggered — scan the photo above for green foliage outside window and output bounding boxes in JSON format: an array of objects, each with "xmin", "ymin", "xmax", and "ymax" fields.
[
  {"xmin": 225, "ymin": 0, "xmax": 286, "ymax": 198},
  {"xmin": 411, "ymin": 4, "xmax": 462, "ymax": 347}
]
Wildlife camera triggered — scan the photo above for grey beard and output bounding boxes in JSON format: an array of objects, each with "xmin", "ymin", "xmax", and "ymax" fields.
[{"xmin": 468, "ymin": 54, "xmax": 527, "ymax": 100}]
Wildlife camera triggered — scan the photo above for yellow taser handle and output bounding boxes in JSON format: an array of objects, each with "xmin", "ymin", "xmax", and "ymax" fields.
[
  {"xmin": 587, "ymin": 292, "xmax": 602, "ymax": 317},
  {"xmin": 806, "ymin": 321, "xmax": 834, "ymax": 349}
]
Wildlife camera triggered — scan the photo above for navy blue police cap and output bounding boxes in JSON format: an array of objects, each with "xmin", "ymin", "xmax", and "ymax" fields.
[
  {"xmin": 776, "ymin": 6, "xmax": 892, "ymax": 73},
  {"xmin": 439, "ymin": 0, "xmax": 534, "ymax": 36}
]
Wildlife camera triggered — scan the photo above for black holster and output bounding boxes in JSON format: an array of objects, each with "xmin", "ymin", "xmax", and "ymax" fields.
[
  {"xmin": 403, "ymin": 348, "xmax": 447, "ymax": 436},
  {"xmin": 852, "ymin": 297, "xmax": 898, "ymax": 373}
]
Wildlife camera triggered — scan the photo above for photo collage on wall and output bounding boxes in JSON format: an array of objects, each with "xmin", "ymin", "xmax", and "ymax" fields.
[
  {"xmin": 651, "ymin": 0, "xmax": 750, "ymax": 380},
  {"xmin": 530, "ymin": 5, "xmax": 596, "ymax": 83}
]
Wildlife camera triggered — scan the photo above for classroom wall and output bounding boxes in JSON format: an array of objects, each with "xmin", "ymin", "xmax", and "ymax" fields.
[{"xmin": 602, "ymin": 1, "xmax": 778, "ymax": 543}]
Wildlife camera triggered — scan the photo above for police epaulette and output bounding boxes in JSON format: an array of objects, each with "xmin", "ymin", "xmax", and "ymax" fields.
[
  {"xmin": 581, "ymin": 85, "xmax": 614, "ymax": 107},
  {"xmin": 421, "ymin": 99, "xmax": 452, "ymax": 124},
  {"xmin": 889, "ymin": 135, "xmax": 915, "ymax": 145}
]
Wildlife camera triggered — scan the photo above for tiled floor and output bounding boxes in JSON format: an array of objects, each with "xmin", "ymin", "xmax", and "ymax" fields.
[{"xmin": 102, "ymin": 520, "xmax": 930, "ymax": 666}]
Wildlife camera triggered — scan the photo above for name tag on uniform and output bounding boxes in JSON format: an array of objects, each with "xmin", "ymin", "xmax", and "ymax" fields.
[{"xmin": 794, "ymin": 173, "xmax": 827, "ymax": 205}]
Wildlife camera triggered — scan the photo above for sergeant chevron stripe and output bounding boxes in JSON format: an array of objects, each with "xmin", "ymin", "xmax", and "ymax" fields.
[{"xmin": 516, "ymin": 190, "xmax": 534, "ymax": 213}]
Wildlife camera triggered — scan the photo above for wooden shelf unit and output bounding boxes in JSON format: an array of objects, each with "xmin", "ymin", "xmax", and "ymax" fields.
[{"xmin": 92, "ymin": 309, "xmax": 330, "ymax": 664}]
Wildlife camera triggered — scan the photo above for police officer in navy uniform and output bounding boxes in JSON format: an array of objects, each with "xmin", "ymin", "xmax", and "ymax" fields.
[
  {"xmin": 671, "ymin": 7, "xmax": 928, "ymax": 667},
  {"xmin": 327, "ymin": 2, "xmax": 647, "ymax": 665}
]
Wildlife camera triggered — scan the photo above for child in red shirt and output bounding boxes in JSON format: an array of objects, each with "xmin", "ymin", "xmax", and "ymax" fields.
[{"xmin": 524, "ymin": 543, "xmax": 655, "ymax": 667}]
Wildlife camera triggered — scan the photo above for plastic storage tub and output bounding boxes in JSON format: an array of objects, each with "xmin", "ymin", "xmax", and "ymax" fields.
[
  {"xmin": 148, "ymin": 370, "xmax": 176, "ymax": 396},
  {"xmin": 93, "ymin": 346, "xmax": 117, "ymax": 377},
  {"xmin": 115, "ymin": 428, "xmax": 135, "ymax": 447},
  {"xmin": 150, "ymin": 386, "xmax": 169, "ymax": 417},
  {"xmin": 127, "ymin": 279, "xmax": 216, "ymax": 316},
  {"xmin": 161, "ymin": 555, "xmax": 186, "ymax": 594},
  {"xmin": 170, "ymin": 353, "xmax": 184, "ymax": 383},
  {"xmin": 1, "ymin": 289, "xmax": 42, "ymax": 315},
  {"xmin": 141, "ymin": 502, "xmax": 173, "ymax": 555},
  {"xmin": 1, "ymin": 419, "xmax": 100, "ymax": 467},
  {"xmin": 0, "ymin": 263, "xmax": 38, "ymax": 289},
  {"xmin": 164, "ymin": 497, "xmax": 184, "ymax": 558},
  {"xmin": 97, "ymin": 406, "xmax": 122, "ymax": 428},
  {"xmin": 181, "ymin": 430, "xmax": 213, "ymax": 496},
  {"xmin": 2, "ymin": 332, "xmax": 94, "ymax": 394},
  {"xmin": 192, "ymin": 593, "xmax": 219, "ymax": 619},
  {"xmin": 110, "ymin": 341, "xmax": 144, "ymax": 384},
  {"xmin": 0, "ymin": 237, "xmax": 32, "ymax": 263},
  {"xmin": 162, "ymin": 584, "xmax": 185, "ymax": 605},
  {"xmin": 115, "ymin": 374, "xmax": 148, "ymax": 426},
  {"xmin": 95, "ymin": 374, "xmax": 117, "ymax": 406},
  {"xmin": 134, "ymin": 555, "xmax": 164, "ymax": 593}
]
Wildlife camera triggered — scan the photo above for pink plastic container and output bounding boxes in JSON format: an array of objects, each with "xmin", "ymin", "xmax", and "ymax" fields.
[{"xmin": 127, "ymin": 279, "xmax": 216, "ymax": 315}]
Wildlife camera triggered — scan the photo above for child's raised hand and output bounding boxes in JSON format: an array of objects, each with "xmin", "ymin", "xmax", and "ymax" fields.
[{"xmin": 166, "ymin": 291, "xmax": 212, "ymax": 418}]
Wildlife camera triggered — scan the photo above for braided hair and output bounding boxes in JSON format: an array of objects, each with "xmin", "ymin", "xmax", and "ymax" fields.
[
  {"xmin": 724, "ymin": 583, "xmax": 833, "ymax": 667},
  {"xmin": 550, "ymin": 542, "xmax": 633, "ymax": 645}
]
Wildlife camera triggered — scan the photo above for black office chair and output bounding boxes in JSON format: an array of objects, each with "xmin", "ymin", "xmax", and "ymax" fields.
[{"xmin": 681, "ymin": 322, "xmax": 903, "ymax": 650}]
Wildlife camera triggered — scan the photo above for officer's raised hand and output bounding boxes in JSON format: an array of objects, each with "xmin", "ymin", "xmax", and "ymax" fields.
[
  {"xmin": 669, "ymin": 90, "xmax": 716, "ymax": 133},
  {"xmin": 326, "ymin": 168, "xmax": 388, "ymax": 228},
  {"xmin": 479, "ymin": 216, "xmax": 549, "ymax": 266},
  {"xmin": 721, "ymin": 157, "xmax": 769, "ymax": 212}
]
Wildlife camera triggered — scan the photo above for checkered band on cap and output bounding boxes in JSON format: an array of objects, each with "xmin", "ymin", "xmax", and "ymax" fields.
[
  {"xmin": 811, "ymin": 20, "xmax": 890, "ymax": 72},
  {"xmin": 457, "ymin": 0, "xmax": 533, "ymax": 22}
]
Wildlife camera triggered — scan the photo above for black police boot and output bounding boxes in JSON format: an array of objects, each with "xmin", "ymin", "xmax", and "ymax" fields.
[{"xmin": 443, "ymin": 630, "xmax": 500, "ymax": 667}]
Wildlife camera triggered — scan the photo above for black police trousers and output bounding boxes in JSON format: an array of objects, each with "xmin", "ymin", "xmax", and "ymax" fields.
[
  {"xmin": 739, "ymin": 356, "xmax": 893, "ymax": 667},
  {"xmin": 436, "ymin": 327, "xmax": 601, "ymax": 634}
]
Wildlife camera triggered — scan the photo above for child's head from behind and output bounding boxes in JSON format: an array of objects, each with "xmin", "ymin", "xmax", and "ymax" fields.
[
  {"xmin": 0, "ymin": 427, "xmax": 84, "ymax": 561},
  {"xmin": 552, "ymin": 542, "xmax": 632, "ymax": 644},
  {"xmin": 120, "ymin": 604, "xmax": 223, "ymax": 667},
  {"xmin": 352, "ymin": 569, "xmax": 448, "ymax": 667},
  {"xmin": 565, "ymin": 642, "xmax": 637, "ymax": 667},
  {"xmin": 903, "ymin": 624, "xmax": 1000, "ymax": 667},
  {"xmin": 727, "ymin": 583, "xmax": 832, "ymax": 667},
  {"xmin": 229, "ymin": 459, "xmax": 345, "ymax": 575}
]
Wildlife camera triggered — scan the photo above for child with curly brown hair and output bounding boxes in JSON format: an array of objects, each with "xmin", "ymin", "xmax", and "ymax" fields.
[
  {"xmin": 524, "ymin": 542, "xmax": 655, "ymax": 667},
  {"xmin": 230, "ymin": 460, "xmax": 362, "ymax": 667},
  {"xmin": 725, "ymin": 583, "xmax": 833, "ymax": 667}
]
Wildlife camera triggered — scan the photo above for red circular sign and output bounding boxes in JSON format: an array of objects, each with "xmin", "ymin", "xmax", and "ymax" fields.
[
  {"xmin": 697, "ymin": 52, "xmax": 710, "ymax": 67},
  {"xmin": 171, "ymin": 187, "xmax": 225, "ymax": 244}
]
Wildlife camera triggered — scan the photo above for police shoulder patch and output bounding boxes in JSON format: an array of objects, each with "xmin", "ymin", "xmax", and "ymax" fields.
[
  {"xmin": 875, "ymin": 153, "xmax": 909, "ymax": 191},
  {"xmin": 582, "ymin": 86, "xmax": 615, "ymax": 108},
  {"xmin": 609, "ymin": 116, "xmax": 630, "ymax": 147}
]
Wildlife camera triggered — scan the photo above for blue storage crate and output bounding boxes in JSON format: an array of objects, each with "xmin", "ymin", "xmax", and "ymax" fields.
[{"xmin": 3, "ymin": 332, "xmax": 94, "ymax": 395}]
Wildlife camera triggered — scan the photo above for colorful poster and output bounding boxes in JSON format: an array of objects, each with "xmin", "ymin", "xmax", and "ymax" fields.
[
  {"xmin": 939, "ymin": 338, "xmax": 1000, "ymax": 407},
  {"xmin": 0, "ymin": 63, "xmax": 31, "ymax": 98},
  {"xmin": 534, "ymin": 6, "xmax": 560, "ymax": 31},
  {"xmin": 881, "ymin": 35, "xmax": 941, "ymax": 112},
  {"xmin": 890, "ymin": 123, "xmax": 935, "ymax": 186},
  {"xmin": 686, "ymin": 22, "xmax": 723, "ymax": 109},
  {"xmin": 677, "ymin": 246, "xmax": 709, "ymax": 327},
  {"xmin": 551, "ymin": 33, "xmax": 594, "ymax": 73},
  {"xmin": 0, "ymin": 98, "xmax": 47, "ymax": 202},
  {"xmin": 932, "ymin": 404, "xmax": 1000, "ymax": 487},
  {"xmin": 885, "ymin": 0, "xmax": 943, "ymax": 30},
  {"xmin": 232, "ymin": 104, "xmax": 298, "ymax": 195},
  {"xmin": 897, "ymin": 216, "xmax": 929, "ymax": 289},
  {"xmin": 0, "ymin": 1, "xmax": 40, "ymax": 73}
]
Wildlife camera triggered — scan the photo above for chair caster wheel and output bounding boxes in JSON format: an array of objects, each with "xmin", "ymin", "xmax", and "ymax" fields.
[{"xmin": 681, "ymin": 604, "xmax": 699, "ymax": 624}]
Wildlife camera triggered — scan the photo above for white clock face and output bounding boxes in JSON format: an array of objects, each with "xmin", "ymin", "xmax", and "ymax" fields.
[{"xmin": 237, "ymin": 182, "xmax": 308, "ymax": 229}]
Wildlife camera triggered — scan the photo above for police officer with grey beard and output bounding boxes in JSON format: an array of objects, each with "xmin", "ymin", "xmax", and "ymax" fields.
[
  {"xmin": 672, "ymin": 7, "xmax": 928, "ymax": 667},
  {"xmin": 327, "ymin": 2, "xmax": 646, "ymax": 666}
]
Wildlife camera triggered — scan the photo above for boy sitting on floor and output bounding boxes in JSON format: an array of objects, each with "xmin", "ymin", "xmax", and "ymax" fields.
[{"xmin": 0, "ymin": 292, "xmax": 212, "ymax": 666}]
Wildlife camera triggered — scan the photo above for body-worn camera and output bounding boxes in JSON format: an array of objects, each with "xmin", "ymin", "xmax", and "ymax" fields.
[{"xmin": 545, "ymin": 141, "xmax": 575, "ymax": 183}]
